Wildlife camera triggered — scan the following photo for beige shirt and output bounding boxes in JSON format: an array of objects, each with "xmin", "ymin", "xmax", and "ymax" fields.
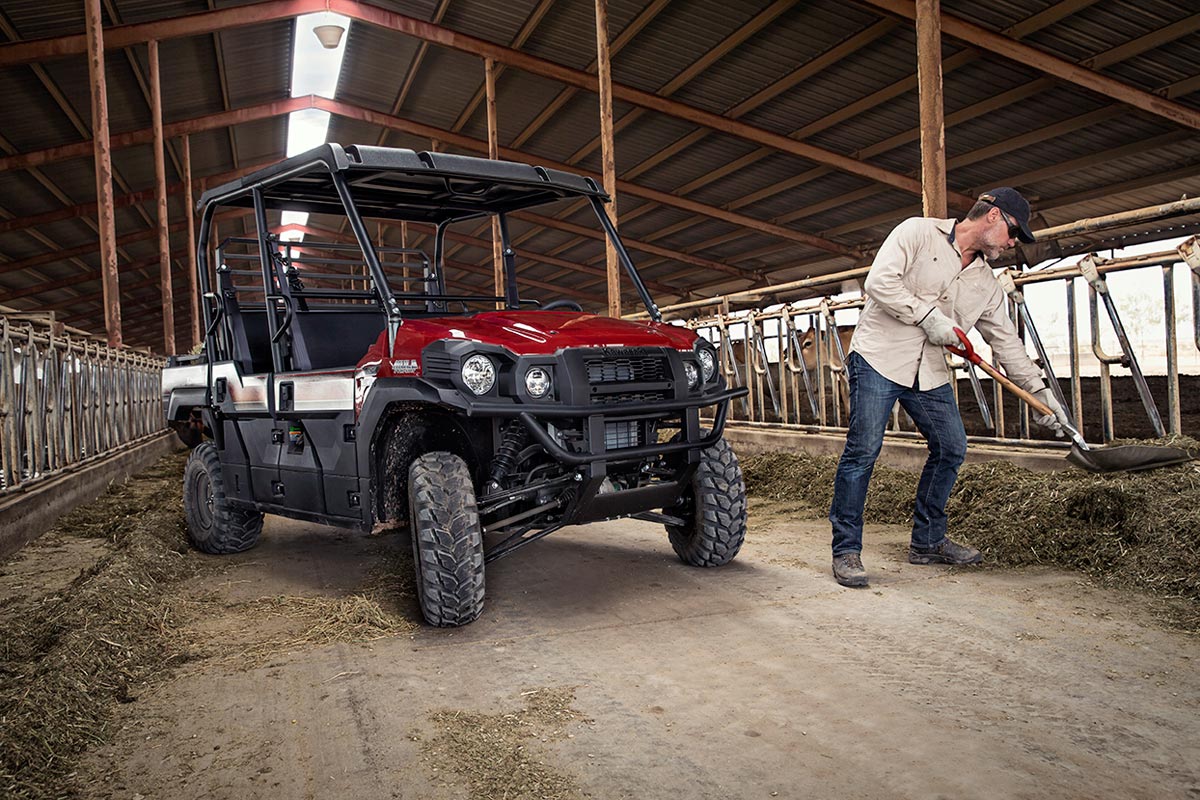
[{"xmin": 850, "ymin": 217, "xmax": 1044, "ymax": 392}]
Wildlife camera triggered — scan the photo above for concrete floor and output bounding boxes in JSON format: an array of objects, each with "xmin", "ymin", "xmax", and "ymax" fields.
[{"xmin": 79, "ymin": 499, "xmax": 1200, "ymax": 799}]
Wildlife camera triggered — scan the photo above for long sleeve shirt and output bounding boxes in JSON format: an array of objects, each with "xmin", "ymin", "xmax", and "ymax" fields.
[{"xmin": 850, "ymin": 216, "xmax": 1044, "ymax": 392}]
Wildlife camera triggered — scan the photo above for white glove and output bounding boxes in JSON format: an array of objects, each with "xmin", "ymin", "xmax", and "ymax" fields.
[
  {"xmin": 1032, "ymin": 387, "xmax": 1070, "ymax": 437},
  {"xmin": 918, "ymin": 308, "xmax": 959, "ymax": 346}
]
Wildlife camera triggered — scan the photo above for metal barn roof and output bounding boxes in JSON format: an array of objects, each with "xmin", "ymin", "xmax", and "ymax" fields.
[{"xmin": 0, "ymin": 0, "xmax": 1197, "ymax": 348}]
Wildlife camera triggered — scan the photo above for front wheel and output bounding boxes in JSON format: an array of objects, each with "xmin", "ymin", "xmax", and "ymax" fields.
[
  {"xmin": 408, "ymin": 452, "xmax": 486, "ymax": 627},
  {"xmin": 666, "ymin": 437, "xmax": 746, "ymax": 567},
  {"xmin": 182, "ymin": 442, "xmax": 263, "ymax": 554}
]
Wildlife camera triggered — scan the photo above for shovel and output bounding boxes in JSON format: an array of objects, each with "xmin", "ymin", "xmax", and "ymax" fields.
[{"xmin": 945, "ymin": 328, "xmax": 1194, "ymax": 473}]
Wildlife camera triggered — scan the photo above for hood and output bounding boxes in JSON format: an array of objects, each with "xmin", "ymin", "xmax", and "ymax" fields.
[
  {"xmin": 358, "ymin": 311, "xmax": 701, "ymax": 376},
  {"xmin": 376, "ymin": 311, "xmax": 699, "ymax": 363}
]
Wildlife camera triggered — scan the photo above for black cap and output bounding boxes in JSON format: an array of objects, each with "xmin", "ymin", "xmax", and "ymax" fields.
[{"xmin": 979, "ymin": 187, "xmax": 1035, "ymax": 243}]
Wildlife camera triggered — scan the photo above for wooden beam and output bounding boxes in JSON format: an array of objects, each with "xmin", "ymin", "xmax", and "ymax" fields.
[
  {"xmin": 857, "ymin": 0, "xmax": 1200, "ymax": 131},
  {"xmin": 84, "ymin": 0, "xmax": 121, "ymax": 348},
  {"xmin": 485, "ymin": 57, "xmax": 503, "ymax": 302},
  {"xmin": 594, "ymin": 0, "xmax": 619, "ymax": 318},
  {"xmin": 915, "ymin": 0, "xmax": 946, "ymax": 218},
  {"xmin": 149, "ymin": 39, "xmax": 175, "ymax": 354},
  {"xmin": 182, "ymin": 134, "xmax": 201, "ymax": 348}
]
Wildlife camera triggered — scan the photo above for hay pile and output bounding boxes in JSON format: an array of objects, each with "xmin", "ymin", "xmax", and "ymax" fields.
[
  {"xmin": 0, "ymin": 452, "xmax": 420, "ymax": 799},
  {"xmin": 742, "ymin": 445, "xmax": 1200, "ymax": 630},
  {"xmin": 0, "ymin": 452, "xmax": 201, "ymax": 800},
  {"xmin": 420, "ymin": 687, "xmax": 587, "ymax": 800}
]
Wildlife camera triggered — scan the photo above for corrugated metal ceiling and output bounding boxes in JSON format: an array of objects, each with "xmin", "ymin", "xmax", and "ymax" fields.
[{"xmin": 0, "ymin": 0, "xmax": 1198, "ymax": 348}]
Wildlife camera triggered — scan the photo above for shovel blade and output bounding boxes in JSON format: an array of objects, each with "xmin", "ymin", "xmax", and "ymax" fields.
[{"xmin": 1067, "ymin": 443, "xmax": 1194, "ymax": 473}]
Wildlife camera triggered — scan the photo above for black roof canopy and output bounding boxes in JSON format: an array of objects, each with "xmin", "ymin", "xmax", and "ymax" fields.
[{"xmin": 199, "ymin": 144, "xmax": 610, "ymax": 224}]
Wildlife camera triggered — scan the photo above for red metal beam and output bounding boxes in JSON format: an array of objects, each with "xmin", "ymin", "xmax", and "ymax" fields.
[
  {"xmin": 0, "ymin": 97, "xmax": 309, "ymax": 173},
  {"xmin": 0, "ymin": 159, "xmax": 273, "ymax": 236},
  {"xmin": 859, "ymin": 0, "xmax": 1200, "ymax": 131}
]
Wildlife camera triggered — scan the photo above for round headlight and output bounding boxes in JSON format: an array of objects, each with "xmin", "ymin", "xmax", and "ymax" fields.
[
  {"xmin": 525, "ymin": 366, "xmax": 552, "ymax": 398},
  {"xmin": 684, "ymin": 361, "xmax": 700, "ymax": 389},
  {"xmin": 461, "ymin": 354, "xmax": 496, "ymax": 395},
  {"xmin": 697, "ymin": 347, "xmax": 716, "ymax": 382}
]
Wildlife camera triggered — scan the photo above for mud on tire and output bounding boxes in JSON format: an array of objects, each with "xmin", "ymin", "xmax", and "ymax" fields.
[
  {"xmin": 408, "ymin": 452, "xmax": 485, "ymax": 627},
  {"xmin": 183, "ymin": 441, "xmax": 263, "ymax": 554},
  {"xmin": 666, "ymin": 437, "xmax": 746, "ymax": 567}
]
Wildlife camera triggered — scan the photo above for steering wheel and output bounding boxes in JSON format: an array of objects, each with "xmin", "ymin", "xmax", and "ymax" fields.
[{"xmin": 540, "ymin": 299, "xmax": 583, "ymax": 312}]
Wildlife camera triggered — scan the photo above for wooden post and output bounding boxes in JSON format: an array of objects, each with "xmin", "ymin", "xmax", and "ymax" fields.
[
  {"xmin": 916, "ymin": 0, "xmax": 947, "ymax": 218},
  {"xmin": 149, "ymin": 39, "xmax": 175, "ymax": 353},
  {"xmin": 594, "ymin": 0, "xmax": 620, "ymax": 317},
  {"xmin": 84, "ymin": 0, "xmax": 122, "ymax": 347},
  {"xmin": 181, "ymin": 134, "xmax": 200, "ymax": 348},
  {"xmin": 485, "ymin": 57, "xmax": 504, "ymax": 305}
]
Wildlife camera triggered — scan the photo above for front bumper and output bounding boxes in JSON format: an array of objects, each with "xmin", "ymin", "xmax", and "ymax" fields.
[{"xmin": 464, "ymin": 386, "xmax": 744, "ymax": 465}]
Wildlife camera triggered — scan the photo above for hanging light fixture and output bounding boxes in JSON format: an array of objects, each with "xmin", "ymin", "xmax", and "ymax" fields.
[
  {"xmin": 313, "ymin": 1, "xmax": 345, "ymax": 49},
  {"xmin": 313, "ymin": 23, "xmax": 344, "ymax": 49}
]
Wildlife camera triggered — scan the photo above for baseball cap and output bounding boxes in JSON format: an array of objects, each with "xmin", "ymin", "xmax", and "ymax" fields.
[{"xmin": 978, "ymin": 187, "xmax": 1035, "ymax": 243}]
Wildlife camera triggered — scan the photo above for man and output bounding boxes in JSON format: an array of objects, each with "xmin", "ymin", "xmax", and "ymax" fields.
[{"xmin": 829, "ymin": 188, "xmax": 1071, "ymax": 588}]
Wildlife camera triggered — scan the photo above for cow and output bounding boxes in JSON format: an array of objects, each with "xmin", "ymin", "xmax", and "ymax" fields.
[
  {"xmin": 798, "ymin": 326, "xmax": 855, "ymax": 372},
  {"xmin": 795, "ymin": 325, "xmax": 855, "ymax": 418}
]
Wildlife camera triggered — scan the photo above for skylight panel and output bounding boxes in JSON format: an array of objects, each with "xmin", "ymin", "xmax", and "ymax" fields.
[{"xmin": 282, "ymin": 11, "xmax": 351, "ymax": 241}]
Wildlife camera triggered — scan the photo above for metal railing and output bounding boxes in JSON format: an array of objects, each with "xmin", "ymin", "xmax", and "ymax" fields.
[
  {"xmin": 0, "ymin": 312, "xmax": 165, "ymax": 494},
  {"xmin": 686, "ymin": 235, "xmax": 1200, "ymax": 447}
]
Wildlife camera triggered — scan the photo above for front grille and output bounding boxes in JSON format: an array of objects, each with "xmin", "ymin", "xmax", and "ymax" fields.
[
  {"xmin": 591, "ymin": 390, "xmax": 667, "ymax": 406},
  {"xmin": 604, "ymin": 420, "xmax": 641, "ymax": 450},
  {"xmin": 586, "ymin": 356, "xmax": 666, "ymax": 384},
  {"xmin": 422, "ymin": 352, "xmax": 454, "ymax": 380}
]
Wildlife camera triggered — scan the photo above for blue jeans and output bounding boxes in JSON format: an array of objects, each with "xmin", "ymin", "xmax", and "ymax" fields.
[{"xmin": 829, "ymin": 352, "xmax": 967, "ymax": 556}]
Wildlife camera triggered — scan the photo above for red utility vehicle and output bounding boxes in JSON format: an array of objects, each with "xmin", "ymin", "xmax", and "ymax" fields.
[{"xmin": 163, "ymin": 144, "xmax": 747, "ymax": 626}]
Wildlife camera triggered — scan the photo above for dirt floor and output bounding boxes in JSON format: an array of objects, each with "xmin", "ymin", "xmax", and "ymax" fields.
[{"xmin": 6, "ymin": 478, "xmax": 1198, "ymax": 800}]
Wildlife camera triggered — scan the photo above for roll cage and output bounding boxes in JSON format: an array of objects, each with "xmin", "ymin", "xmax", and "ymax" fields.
[{"xmin": 194, "ymin": 143, "xmax": 663, "ymax": 373}]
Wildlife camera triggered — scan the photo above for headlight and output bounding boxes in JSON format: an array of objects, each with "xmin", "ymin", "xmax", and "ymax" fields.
[
  {"xmin": 461, "ymin": 354, "xmax": 496, "ymax": 395},
  {"xmin": 524, "ymin": 366, "xmax": 552, "ymax": 398},
  {"xmin": 684, "ymin": 361, "xmax": 700, "ymax": 389},
  {"xmin": 697, "ymin": 347, "xmax": 716, "ymax": 382}
]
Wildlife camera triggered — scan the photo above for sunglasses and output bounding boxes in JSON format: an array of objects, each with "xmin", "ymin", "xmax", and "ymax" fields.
[{"xmin": 994, "ymin": 206, "xmax": 1021, "ymax": 240}]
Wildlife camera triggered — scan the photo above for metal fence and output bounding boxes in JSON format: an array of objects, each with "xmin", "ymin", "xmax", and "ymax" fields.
[
  {"xmin": 687, "ymin": 235, "xmax": 1200, "ymax": 446},
  {"xmin": 0, "ymin": 313, "xmax": 165, "ymax": 494}
]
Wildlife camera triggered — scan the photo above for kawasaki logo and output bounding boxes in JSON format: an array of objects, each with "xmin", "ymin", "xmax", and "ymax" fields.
[
  {"xmin": 391, "ymin": 358, "xmax": 419, "ymax": 374},
  {"xmin": 600, "ymin": 347, "xmax": 647, "ymax": 357}
]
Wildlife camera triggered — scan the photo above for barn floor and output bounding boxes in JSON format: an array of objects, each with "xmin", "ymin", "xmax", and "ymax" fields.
[{"xmin": 49, "ymin": 497, "xmax": 1200, "ymax": 800}]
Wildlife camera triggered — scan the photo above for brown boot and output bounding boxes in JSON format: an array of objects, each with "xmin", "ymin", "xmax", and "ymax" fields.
[
  {"xmin": 832, "ymin": 553, "xmax": 868, "ymax": 587},
  {"xmin": 908, "ymin": 537, "xmax": 982, "ymax": 565}
]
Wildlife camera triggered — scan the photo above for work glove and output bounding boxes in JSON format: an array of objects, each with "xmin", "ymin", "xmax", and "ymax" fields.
[
  {"xmin": 918, "ymin": 307, "xmax": 959, "ymax": 346},
  {"xmin": 1032, "ymin": 387, "xmax": 1071, "ymax": 437}
]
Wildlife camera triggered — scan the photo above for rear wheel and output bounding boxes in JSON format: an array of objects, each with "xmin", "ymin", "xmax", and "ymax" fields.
[
  {"xmin": 408, "ymin": 452, "xmax": 485, "ymax": 627},
  {"xmin": 182, "ymin": 442, "xmax": 263, "ymax": 554},
  {"xmin": 666, "ymin": 437, "xmax": 746, "ymax": 567}
]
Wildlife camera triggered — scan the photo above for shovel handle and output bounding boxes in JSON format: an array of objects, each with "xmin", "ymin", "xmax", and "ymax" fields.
[{"xmin": 944, "ymin": 327, "xmax": 1054, "ymax": 417}]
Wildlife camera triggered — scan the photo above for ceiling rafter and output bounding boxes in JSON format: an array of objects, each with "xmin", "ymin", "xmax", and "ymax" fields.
[
  {"xmin": 622, "ymin": 6, "xmax": 1200, "ymax": 278},
  {"xmin": 855, "ymin": 0, "xmax": 1200, "ymax": 130},
  {"xmin": 612, "ymin": 0, "xmax": 1110, "ymax": 274},
  {"xmin": 0, "ymin": 0, "xmax": 957, "ymax": 203}
]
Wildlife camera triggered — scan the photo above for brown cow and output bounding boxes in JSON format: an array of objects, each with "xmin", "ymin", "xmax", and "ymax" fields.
[
  {"xmin": 796, "ymin": 326, "xmax": 854, "ymax": 417},
  {"xmin": 798, "ymin": 326, "xmax": 855, "ymax": 372}
]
